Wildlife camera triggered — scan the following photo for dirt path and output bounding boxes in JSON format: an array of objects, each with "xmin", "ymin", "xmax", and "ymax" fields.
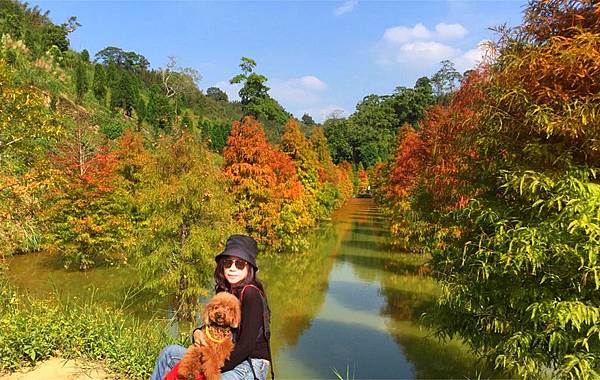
[{"xmin": 0, "ymin": 357, "xmax": 111, "ymax": 380}]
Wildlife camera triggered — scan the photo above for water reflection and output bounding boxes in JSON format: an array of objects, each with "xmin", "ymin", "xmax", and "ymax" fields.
[
  {"xmin": 260, "ymin": 223, "xmax": 340, "ymax": 355},
  {"xmin": 265, "ymin": 199, "xmax": 509, "ymax": 379},
  {"xmin": 8, "ymin": 199, "xmax": 510, "ymax": 379}
]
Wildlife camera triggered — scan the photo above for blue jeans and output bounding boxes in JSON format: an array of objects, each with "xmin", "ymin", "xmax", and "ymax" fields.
[{"xmin": 149, "ymin": 344, "xmax": 269, "ymax": 380}]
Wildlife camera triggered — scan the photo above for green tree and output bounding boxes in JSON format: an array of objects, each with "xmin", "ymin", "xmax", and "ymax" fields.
[
  {"xmin": 230, "ymin": 57, "xmax": 269, "ymax": 104},
  {"xmin": 110, "ymin": 71, "xmax": 138, "ymax": 117},
  {"xmin": 301, "ymin": 113, "xmax": 316, "ymax": 126},
  {"xmin": 180, "ymin": 112, "xmax": 193, "ymax": 130},
  {"xmin": 92, "ymin": 63, "xmax": 107, "ymax": 103},
  {"xmin": 74, "ymin": 59, "xmax": 88, "ymax": 103},
  {"xmin": 95, "ymin": 46, "xmax": 149, "ymax": 72},
  {"xmin": 348, "ymin": 95, "xmax": 398, "ymax": 168},
  {"xmin": 146, "ymin": 85, "xmax": 174, "ymax": 132},
  {"xmin": 229, "ymin": 57, "xmax": 289, "ymax": 127},
  {"xmin": 430, "ymin": 60, "xmax": 462, "ymax": 103},
  {"xmin": 352, "ymin": 94, "xmax": 399, "ymax": 132},
  {"xmin": 206, "ymin": 86, "xmax": 228, "ymax": 102},
  {"xmin": 134, "ymin": 96, "xmax": 146, "ymax": 130},
  {"xmin": 392, "ymin": 77, "xmax": 434, "ymax": 126},
  {"xmin": 80, "ymin": 48, "xmax": 89, "ymax": 63},
  {"xmin": 160, "ymin": 56, "xmax": 202, "ymax": 115},
  {"xmin": 323, "ymin": 117, "xmax": 353, "ymax": 164},
  {"xmin": 135, "ymin": 132, "xmax": 236, "ymax": 319},
  {"xmin": 199, "ymin": 119, "xmax": 231, "ymax": 153}
]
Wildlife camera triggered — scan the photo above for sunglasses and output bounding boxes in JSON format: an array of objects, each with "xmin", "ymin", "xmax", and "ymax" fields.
[{"xmin": 222, "ymin": 258, "xmax": 248, "ymax": 270}]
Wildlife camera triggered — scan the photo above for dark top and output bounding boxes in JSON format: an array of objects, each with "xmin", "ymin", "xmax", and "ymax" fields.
[{"xmin": 221, "ymin": 286, "xmax": 270, "ymax": 371}]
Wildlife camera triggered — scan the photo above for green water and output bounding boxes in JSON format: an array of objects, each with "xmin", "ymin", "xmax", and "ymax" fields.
[{"xmin": 7, "ymin": 199, "xmax": 508, "ymax": 379}]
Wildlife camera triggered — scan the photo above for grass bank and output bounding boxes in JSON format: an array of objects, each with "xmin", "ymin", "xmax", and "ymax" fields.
[{"xmin": 0, "ymin": 281, "xmax": 186, "ymax": 379}]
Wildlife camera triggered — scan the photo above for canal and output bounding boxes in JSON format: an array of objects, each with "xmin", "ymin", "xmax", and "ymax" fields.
[{"xmin": 8, "ymin": 198, "xmax": 504, "ymax": 379}]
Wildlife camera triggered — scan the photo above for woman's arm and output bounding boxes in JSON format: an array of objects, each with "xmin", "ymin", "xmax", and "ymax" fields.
[{"xmin": 221, "ymin": 286, "xmax": 263, "ymax": 371}]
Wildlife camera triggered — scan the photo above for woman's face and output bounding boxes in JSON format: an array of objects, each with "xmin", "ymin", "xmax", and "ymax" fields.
[{"xmin": 222, "ymin": 256, "xmax": 249, "ymax": 286}]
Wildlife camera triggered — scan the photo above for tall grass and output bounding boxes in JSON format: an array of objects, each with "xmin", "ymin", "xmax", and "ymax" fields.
[{"xmin": 0, "ymin": 280, "xmax": 186, "ymax": 379}]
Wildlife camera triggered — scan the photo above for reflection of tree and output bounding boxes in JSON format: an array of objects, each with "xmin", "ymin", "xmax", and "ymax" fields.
[
  {"xmin": 380, "ymin": 277, "xmax": 436, "ymax": 321},
  {"xmin": 261, "ymin": 200, "xmax": 358, "ymax": 355},
  {"xmin": 337, "ymin": 199, "xmax": 509, "ymax": 378},
  {"xmin": 260, "ymin": 224, "xmax": 337, "ymax": 354},
  {"xmin": 376, "ymin": 249, "xmax": 509, "ymax": 378}
]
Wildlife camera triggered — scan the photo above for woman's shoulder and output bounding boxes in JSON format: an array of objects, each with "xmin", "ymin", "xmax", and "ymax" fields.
[{"xmin": 240, "ymin": 284, "xmax": 263, "ymax": 300}]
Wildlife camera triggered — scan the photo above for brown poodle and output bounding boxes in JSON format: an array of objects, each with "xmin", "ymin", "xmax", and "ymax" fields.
[{"xmin": 177, "ymin": 292, "xmax": 242, "ymax": 380}]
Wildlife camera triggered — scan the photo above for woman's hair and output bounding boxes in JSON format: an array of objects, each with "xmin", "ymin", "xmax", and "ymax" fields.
[{"xmin": 214, "ymin": 257, "xmax": 267, "ymax": 301}]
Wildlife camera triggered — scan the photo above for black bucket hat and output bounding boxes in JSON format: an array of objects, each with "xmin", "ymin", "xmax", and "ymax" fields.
[{"xmin": 215, "ymin": 234, "xmax": 258, "ymax": 271}]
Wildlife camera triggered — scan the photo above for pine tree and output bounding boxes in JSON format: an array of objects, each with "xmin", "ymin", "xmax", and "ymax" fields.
[
  {"xmin": 146, "ymin": 85, "xmax": 174, "ymax": 132},
  {"xmin": 92, "ymin": 63, "xmax": 107, "ymax": 104},
  {"xmin": 110, "ymin": 71, "xmax": 138, "ymax": 117},
  {"xmin": 75, "ymin": 59, "xmax": 88, "ymax": 104}
]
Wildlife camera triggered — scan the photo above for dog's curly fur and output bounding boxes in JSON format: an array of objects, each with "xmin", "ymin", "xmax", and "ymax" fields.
[{"xmin": 177, "ymin": 292, "xmax": 242, "ymax": 380}]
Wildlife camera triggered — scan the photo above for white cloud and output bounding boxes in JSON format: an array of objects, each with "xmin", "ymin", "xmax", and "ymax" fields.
[
  {"xmin": 377, "ymin": 22, "xmax": 479, "ymax": 70},
  {"xmin": 334, "ymin": 0, "xmax": 358, "ymax": 16},
  {"xmin": 396, "ymin": 41, "xmax": 458, "ymax": 66},
  {"xmin": 300, "ymin": 75, "xmax": 327, "ymax": 91},
  {"xmin": 383, "ymin": 22, "xmax": 467, "ymax": 44},
  {"xmin": 453, "ymin": 39, "xmax": 490, "ymax": 72},
  {"xmin": 212, "ymin": 80, "xmax": 241, "ymax": 101},
  {"xmin": 435, "ymin": 23, "xmax": 468, "ymax": 39},
  {"xmin": 383, "ymin": 23, "xmax": 431, "ymax": 44},
  {"xmin": 270, "ymin": 75, "xmax": 328, "ymax": 107}
]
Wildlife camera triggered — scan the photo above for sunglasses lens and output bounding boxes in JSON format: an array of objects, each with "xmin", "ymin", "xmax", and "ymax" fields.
[{"xmin": 223, "ymin": 258, "xmax": 246, "ymax": 270}]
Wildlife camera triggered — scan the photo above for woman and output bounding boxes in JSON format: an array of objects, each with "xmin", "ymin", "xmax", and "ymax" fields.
[{"xmin": 150, "ymin": 235, "xmax": 272, "ymax": 380}]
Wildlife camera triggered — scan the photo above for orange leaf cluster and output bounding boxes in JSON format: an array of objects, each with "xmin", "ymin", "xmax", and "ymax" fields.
[
  {"xmin": 223, "ymin": 116, "xmax": 304, "ymax": 246},
  {"xmin": 384, "ymin": 69, "xmax": 487, "ymax": 211}
]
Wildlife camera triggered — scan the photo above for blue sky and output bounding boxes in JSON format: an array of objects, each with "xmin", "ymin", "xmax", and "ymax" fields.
[{"xmin": 32, "ymin": 0, "xmax": 525, "ymax": 122}]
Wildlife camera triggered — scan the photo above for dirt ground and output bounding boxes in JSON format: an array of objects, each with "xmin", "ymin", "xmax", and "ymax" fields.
[{"xmin": 0, "ymin": 357, "xmax": 112, "ymax": 380}]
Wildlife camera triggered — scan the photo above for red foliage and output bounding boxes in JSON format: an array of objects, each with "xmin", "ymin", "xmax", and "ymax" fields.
[
  {"xmin": 52, "ymin": 127, "xmax": 119, "ymax": 195},
  {"xmin": 270, "ymin": 150, "xmax": 304, "ymax": 200},
  {"xmin": 385, "ymin": 69, "xmax": 488, "ymax": 210},
  {"xmin": 386, "ymin": 125, "xmax": 428, "ymax": 200},
  {"xmin": 223, "ymin": 116, "xmax": 304, "ymax": 245}
]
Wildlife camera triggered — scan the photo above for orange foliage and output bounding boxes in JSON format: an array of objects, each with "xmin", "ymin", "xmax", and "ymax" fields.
[
  {"xmin": 115, "ymin": 128, "xmax": 151, "ymax": 189},
  {"xmin": 385, "ymin": 69, "xmax": 487, "ymax": 211},
  {"xmin": 52, "ymin": 127, "xmax": 119, "ymax": 195},
  {"xmin": 223, "ymin": 116, "xmax": 305, "ymax": 246},
  {"xmin": 520, "ymin": 0, "xmax": 600, "ymax": 43},
  {"xmin": 387, "ymin": 125, "xmax": 428, "ymax": 200},
  {"xmin": 270, "ymin": 150, "xmax": 304, "ymax": 200},
  {"xmin": 335, "ymin": 161, "xmax": 354, "ymax": 202},
  {"xmin": 280, "ymin": 118, "xmax": 320, "ymax": 193},
  {"xmin": 357, "ymin": 167, "xmax": 369, "ymax": 194}
]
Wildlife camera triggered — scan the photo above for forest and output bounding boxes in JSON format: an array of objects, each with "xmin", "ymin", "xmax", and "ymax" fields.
[
  {"xmin": 370, "ymin": 1, "xmax": 600, "ymax": 378},
  {"xmin": 1, "ymin": 0, "xmax": 599, "ymax": 379}
]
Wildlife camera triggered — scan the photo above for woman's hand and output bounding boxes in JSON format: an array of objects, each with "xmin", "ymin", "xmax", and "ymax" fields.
[{"xmin": 193, "ymin": 329, "xmax": 207, "ymax": 347}]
